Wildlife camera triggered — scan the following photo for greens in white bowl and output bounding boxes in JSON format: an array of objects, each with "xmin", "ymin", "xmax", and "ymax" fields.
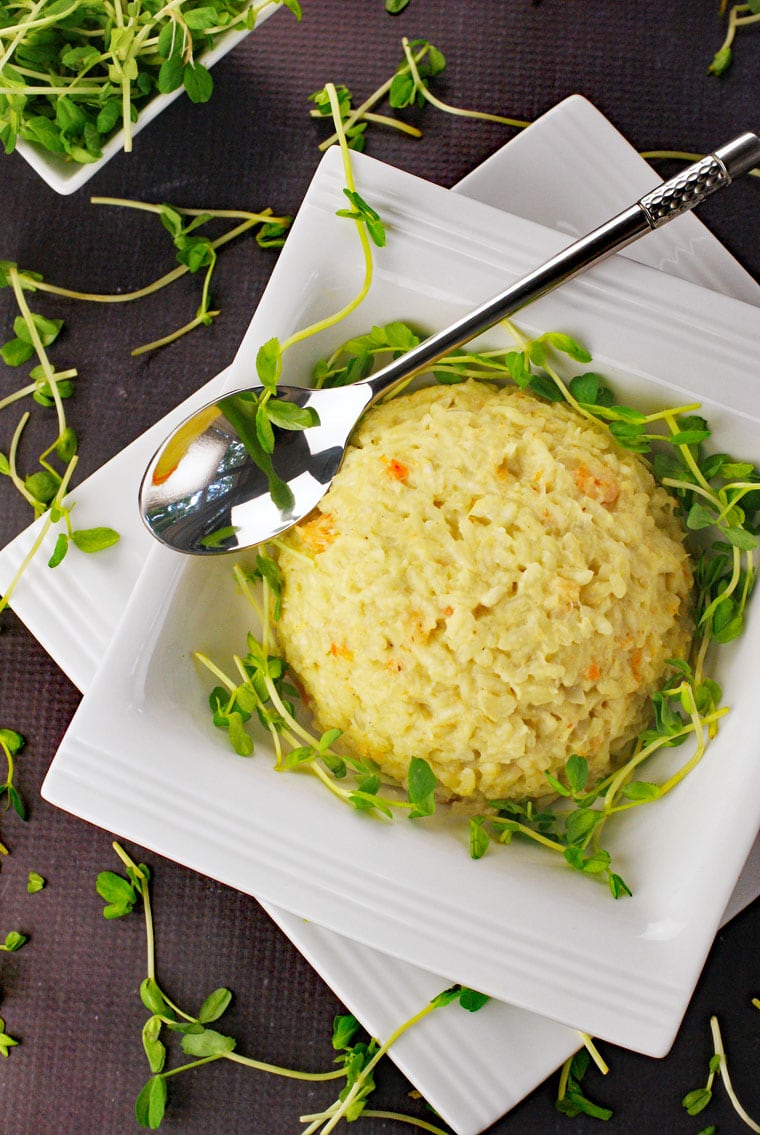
[{"xmin": 1, "ymin": 0, "xmax": 292, "ymax": 194}]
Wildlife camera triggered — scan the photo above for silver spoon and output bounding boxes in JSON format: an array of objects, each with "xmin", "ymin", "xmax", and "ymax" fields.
[{"xmin": 140, "ymin": 132, "xmax": 760, "ymax": 555}]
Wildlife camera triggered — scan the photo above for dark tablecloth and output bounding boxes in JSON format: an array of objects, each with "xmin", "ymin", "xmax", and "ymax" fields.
[{"xmin": 0, "ymin": 2, "xmax": 758, "ymax": 1132}]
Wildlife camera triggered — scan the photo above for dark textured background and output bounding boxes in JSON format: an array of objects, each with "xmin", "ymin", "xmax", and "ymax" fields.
[{"xmin": 0, "ymin": 1, "xmax": 758, "ymax": 1132}]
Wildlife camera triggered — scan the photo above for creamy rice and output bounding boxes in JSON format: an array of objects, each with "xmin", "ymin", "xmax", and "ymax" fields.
[{"xmin": 274, "ymin": 381, "xmax": 693, "ymax": 806}]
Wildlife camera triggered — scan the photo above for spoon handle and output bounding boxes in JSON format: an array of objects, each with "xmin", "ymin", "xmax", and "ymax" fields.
[{"xmin": 362, "ymin": 131, "xmax": 760, "ymax": 403}]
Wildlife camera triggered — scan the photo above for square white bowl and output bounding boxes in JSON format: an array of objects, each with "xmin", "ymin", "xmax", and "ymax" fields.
[{"xmin": 35, "ymin": 143, "xmax": 760, "ymax": 1059}]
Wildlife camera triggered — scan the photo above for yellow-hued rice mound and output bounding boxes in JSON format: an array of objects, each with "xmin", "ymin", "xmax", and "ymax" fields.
[{"xmin": 274, "ymin": 381, "xmax": 693, "ymax": 806}]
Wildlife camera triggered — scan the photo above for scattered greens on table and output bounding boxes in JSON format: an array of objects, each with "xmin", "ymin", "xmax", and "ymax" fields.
[
  {"xmin": 380, "ymin": 0, "xmax": 759, "ymax": 61},
  {"xmin": 308, "ymin": 32, "xmax": 760, "ymax": 186},
  {"xmin": 0, "ymin": 198, "xmax": 290, "ymax": 616},
  {"xmin": 95, "ymin": 843, "xmax": 760, "ymax": 1130},
  {"xmin": 0, "ymin": 726, "xmax": 26, "ymax": 854},
  {"xmin": 98, "ymin": 841, "xmax": 488, "ymax": 1133},
  {"xmin": 708, "ymin": 1, "xmax": 760, "ymax": 75},
  {"xmin": 0, "ymin": 0, "xmax": 302, "ymax": 163}
]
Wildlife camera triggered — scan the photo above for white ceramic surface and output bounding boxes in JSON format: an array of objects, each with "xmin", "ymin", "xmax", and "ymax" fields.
[
  {"xmin": 12, "ymin": 1, "xmax": 281, "ymax": 195},
  {"xmin": 35, "ymin": 140, "xmax": 760, "ymax": 1060},
  {"xmin": 2, "ymin": 97, "xmax": 758, "ymax": 1135}
]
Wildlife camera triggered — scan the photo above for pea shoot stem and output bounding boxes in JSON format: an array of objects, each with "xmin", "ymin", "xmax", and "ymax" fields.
[
  {"xmin": 112, "ymin": 842, "xmax": 157, "ymax": 982},
  {"xmin": 26, "ymin": 208, "xmax": 285, "ymax": 306},
  {"xmin": 301, "ymin": 1001, "xmax": 439, "ymax": 1135},
  {"xmin": 103, "ymin": 842, "xmax": 481, "ymax": 1129},
  {"xmin": 400, "ymin": 36, "xmax": 530, "ymax": 129},
  {"xmin": 641, "ymin": 148, "xmax": 760, "ymax": 178},
  {"xmin": 132, "ymin": 309, "xmax": 222, "ymax": 356},
  {"xmin": 224, "ymin": 1050, "xmax": 345, "ymax": 1081},
  {"xmin": 577, "ymin": 1033, "xmax": 609, "ymax": 1075},
  {"xmin": 8, "ymin": 265, "xmax": 65, "ymax": 438},
  {"xmin": 314, "ymin": 42, "xmax": 433, "ymax": 152},
  {"xmin": 279, "ymin": 83, "xmax": 375, "ymax": 356},
  {"xmin": 310, "ymin": 106, "xmax": 423, "ymax": 139},
  {"xmin": 709, "ymin": 1014, "xmax": 760, "ymax": 1132}
]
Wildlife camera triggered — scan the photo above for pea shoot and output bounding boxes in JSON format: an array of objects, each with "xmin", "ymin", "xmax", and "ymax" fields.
[
  {"xmin": 308, "ymin": 37, "xmax": 530, "ymax": 155},
  {"xmin": 682, "ymin": 1011, "xmax": 760, "ymax": 1132},
  {"xmin": 708, "ymin": 1, "xmax": 760, "ymax": 75},
  {"xmin": 26, "ymin": 869, "xmax": 45, "ymax": 894},
  {"xmin": 0, "ymin": 727, "xmax": 26, "ymax": 854},
  {"xmin": 555, "ymin": 1046, "xmax": 613, "ymax": 1121},
  {"xmin": 98, "ymin": 842, "xmax": 487, "ymax": 1132},
  {"xmin": 0, "ymin": 929, "xmax": 27, "ymax": 952},
  {"xmin": 0, "ymin": 1015, "xmax": 19, "ymax": 1056}
]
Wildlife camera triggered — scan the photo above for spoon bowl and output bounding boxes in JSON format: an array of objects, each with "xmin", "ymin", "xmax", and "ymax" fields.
[
  {"xmin": 140, "ymin": 382, "xmax": 374, "ymax": 553},
  {"xmin": 140, "ymin": 132, "xmax": 760, "ymax": 554}
]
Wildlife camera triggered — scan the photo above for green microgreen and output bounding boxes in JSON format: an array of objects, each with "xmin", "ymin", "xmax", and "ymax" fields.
[
  {"xmin": 0, "ymin": 1, "xmax": 301, "ymax": 162},
  {"xmin": 312, "ymin": 321, "xmax": 421, "ymax": 389},
  {"xmin": 309, "ymin": 36, "xmax": 530, "ymax": 155},
  {"xmin": 555, "ymin": 1047, "xmax": 613, "ymax": 1120},
  {"xmin": 26, "ymin": 870, "xmax": 45, "ymax": 894},
  {"xmin": 0, "ymin": 1015, "xmax": 19, "ymax": 1056},
  {"xmin": 707, "ymin": 1, "xmax": 760, "ymax": 75},
  {"xmin": 336, "ymin": 189, "xmax": 386, "ymax": 247},
  {"xmin": 301, "ymin": 985, "xmax": 487, "ymax": 1134},
  {"xmin": 308, "ymin": 33, "xmax": 760, "ymax": 188},
  {"xmin": 0, "ymin": 929, "xmax": 27, "ymax": 952},
  {"xmin": 0, "ymin": 727, "xmax": 26, "ymax": 854},
  {"xmin": 98, "ymin": 842, "xmax": 485, "ymax": 1132},
  {"xmin": 682, "ymin": 1012, "xmax": 760, "ymax": 1132}
]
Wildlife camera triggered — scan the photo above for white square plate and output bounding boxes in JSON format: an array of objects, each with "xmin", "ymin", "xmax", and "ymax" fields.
[
  {"xmin": 37, "ymin": 139, "xmax": 760, "ymax": 1058},
  {"xmin": 2, "ymin": 97, "xmax": 758, "ymax": 1133},
  {"xmin": 13, "ymin": 2, "xmax": 280, "ymax": 195}
]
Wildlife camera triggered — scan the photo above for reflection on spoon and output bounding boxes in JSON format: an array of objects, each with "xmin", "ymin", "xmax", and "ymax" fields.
[
  {"xmin": 139, "ymin": 132, "xmax": 760, "ymax": 555},
  {"xmin": 141, "ymin": 383, "xmax": 372, "ymax": 553}
]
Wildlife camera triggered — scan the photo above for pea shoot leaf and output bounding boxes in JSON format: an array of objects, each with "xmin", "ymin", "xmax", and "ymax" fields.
[
  {"xmin": 181, "ymin": 1028, "xmax": 236, "ymax": 1057},
  {"xmin": 96, "ymin": 870, "xmax": 138, "ymax": 919},
  {"xmin": 142, "ymin": 1016, "xmax": 166, "ymax": 1075},
  {"xmin": 70, "ymin": 527, "xmax": 121, "ymax": 554},
  {"xmin": 198, "ymin": 987, "xmax": 232, "ymax": 1024},
  {"xmin": 0, "ymin": 1016, "xmax": 19, "ymax": 1056},
  {"xmin": 135, "ymin": 1075, "xmax": 168, "ymax": 1130},
  {"xmin": 682, "ymin": 1087, "xmax": 713, "ymax": 1116},
  {"xmin": 1, "ymin": 930, "xmax": 27, "ymax": 952},
  {"xmin": 27, "ymin": 871, "xmax": 45, "ymax": 894},
  {"xmin": 407, "ymin": 756, "xmax": 437, "ymax": 817},
  {"xmin": 430, "ymin": 984, "xmax": 489, "ymax": 1011},
  {"xmin": 336, "ymin": 189, "xmax": 386, "ymax": 247},
  {"xmin": 332, "ymin": 1013, "xmax": 361, "ymax": 1050}
]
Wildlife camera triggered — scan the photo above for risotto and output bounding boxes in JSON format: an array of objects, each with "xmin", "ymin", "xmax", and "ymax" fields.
[{"xmin": 273, "ymin": 381, "xmax": 693, "ymax": 807}]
